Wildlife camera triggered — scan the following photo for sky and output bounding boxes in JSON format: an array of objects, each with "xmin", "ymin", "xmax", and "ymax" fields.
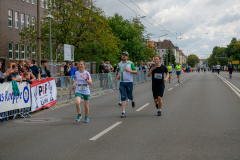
[{"xmin": 95, "ymin": 0, "xmax": 240, "ymax": 59}]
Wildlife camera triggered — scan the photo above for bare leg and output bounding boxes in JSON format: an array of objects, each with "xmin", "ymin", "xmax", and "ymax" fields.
[
  {"xmin": 121, "ymin": 101, "xmax": 126, "ymax": 111},
  {"xmin": 75, "ymin": 97, "xmax": 81, "ymax": 114},
  {"xmin": 84, "ymin": 100, "xmax": 89, "ymax": 116}
]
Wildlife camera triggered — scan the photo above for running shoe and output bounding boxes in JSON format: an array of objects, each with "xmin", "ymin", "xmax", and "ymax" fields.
[
  {"xmin": 156, "ymin": 103, "xmax": 158, "ymax": 109},
  {"xmin": 76, "ymin": 115, "xmax": 82, "ymax": 122},
  {"xmin": 85, "ymin": 116, "xmax": 89, "ymax": 123},
  {"xmin": 157, "ymin": 111, "xmax": 161, "ymax": 116},
  {"xmin": 121, "ymin": 113, "xmax": 126, "ymax": 118},
  {"xmin": 178, "ymin": 79, "xmax": 180, "ymax": 83},
  {"xmin": 132, "ymin": 100, "xmax": 135, "ymax": 108}
]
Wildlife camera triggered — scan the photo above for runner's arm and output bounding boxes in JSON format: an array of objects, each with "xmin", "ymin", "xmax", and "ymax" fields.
[{"xmin": 30, "ymin": 72, "xmax": 36, "ymax": 80}]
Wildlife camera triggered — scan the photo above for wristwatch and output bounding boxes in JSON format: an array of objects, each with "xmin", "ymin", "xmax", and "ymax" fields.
[{"xmin": 85, "ymin": 78, "xmax": 87, "ymax": 81}]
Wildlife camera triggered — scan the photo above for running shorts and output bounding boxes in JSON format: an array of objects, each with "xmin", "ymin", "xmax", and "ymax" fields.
[
  {"xmin": 168, "ymin": 71, "xmax": 172, "ymax": 75},
  {"xmin": 152, "ymin": 85, "xmax": 165, "ymax": 99},
  {"xmin": 177, "ymin": 71, "xmax": 181, "ymax": 76},
  {"xmin": 75, "ymin": 92, "xmax": 90, "ymax": 100},
  {"xmin": 229, "ymin": 69, "xmax": 233, "ymax": 74}
]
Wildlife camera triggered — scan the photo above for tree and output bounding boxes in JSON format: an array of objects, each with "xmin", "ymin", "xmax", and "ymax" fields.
[
  {"xmin": 226, "ymin": 37, "xmax": 240, "ymax": 61},
  {"xmin": 20, "ymin": 0, "xmax": 120, "ymax": 65},
  {"xmin": 187, "ymin": 54, "xmax": 199, "ymax": 67},
  {"xmin": 163, "ymin": 47, "xmax": 176, "ymax": 66}
]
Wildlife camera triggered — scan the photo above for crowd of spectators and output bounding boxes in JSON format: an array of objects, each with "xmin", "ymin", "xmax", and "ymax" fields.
[{"xmin": 0, "ymin": 58, "xmax": 51, "ymax": 84}]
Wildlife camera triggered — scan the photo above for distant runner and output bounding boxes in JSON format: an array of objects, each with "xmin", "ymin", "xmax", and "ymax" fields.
[
  {"xmin": 117, "ymin": 51, "xmax": 137, "ymax": 118},
  {"xmin": 167, "ymin": 62, "xmax": 172, "ymax": 83},
  {"xmin": 72, "ymin": 61, "xmax": 92, "ymax": 123},
  {"xmin": 148, "ymin": 56, "xmax": 169, "ymax": 116},
  {"xmin": 228, "ymin": 62, "xmax": 233, "ymax": 79},
  {"xmin": 216, "ymin": 64, "xmax": 221, "ymax": 75},
  {"xmin": 176, "ymin": 63, "xmax": 181, "ymax": 83}
]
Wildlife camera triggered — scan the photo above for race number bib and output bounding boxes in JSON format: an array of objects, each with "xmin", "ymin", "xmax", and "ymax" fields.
[
  {"xmin": 154, "ymin": 73, "xmax": 162, "ymax": 79},
  {"xmin": 121, "ymin": 67, "xmax": 126, "ymax": 72},
  {"xmin": 78, "ymin": 84, "xmax": 87, "ymax": 91}
]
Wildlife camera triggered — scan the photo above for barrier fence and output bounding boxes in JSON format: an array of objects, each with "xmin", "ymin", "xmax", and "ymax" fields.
[{"xmin": 0, "ymin": 69, "xmax": 177, "ymax": 122}]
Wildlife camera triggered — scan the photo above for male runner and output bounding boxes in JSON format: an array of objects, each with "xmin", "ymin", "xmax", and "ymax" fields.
[
  {"xmin": 148, "ymin": 56, "xmax": 169, "ymax": 116},
  {"xmin": 228, "ymin": 62, "xmax": 233, "ymax": 79},
  {"xmin": 117, "ymin": 51, "xmax": 137, "ymax": 118},
  {"xmin": 216, "ymin": 64, "xmax": 221, "ymax": 75},
  {"xmin": 167, "ymin": 62, "xmax": 172, "ymax": 83},
  {"xmin": 176, "ymin": 62, "xmax": 181, "ymax": 83}
]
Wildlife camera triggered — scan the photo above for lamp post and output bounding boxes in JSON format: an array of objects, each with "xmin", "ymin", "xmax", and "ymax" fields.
[{"xmin": 46, "ymin": 13, "xmax": 53, "ymax": 76}]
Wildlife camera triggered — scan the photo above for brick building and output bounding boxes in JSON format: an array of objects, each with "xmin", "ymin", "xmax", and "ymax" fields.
[{"xmin": 0, "ymin": 0, "xmax": 47, "ymax": 71}]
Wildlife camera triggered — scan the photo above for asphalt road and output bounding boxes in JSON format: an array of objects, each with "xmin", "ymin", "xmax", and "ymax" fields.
[{"xmin": 1, "ymin": 71, "xmax": 240, "ymax": 160}]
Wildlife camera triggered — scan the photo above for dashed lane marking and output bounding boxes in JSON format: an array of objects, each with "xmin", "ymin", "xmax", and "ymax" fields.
[
  {"xmin": 89, "ymin": 122, "xmax": 122, "ymax": 141},
  {"xmin": 175, "ymin": 84, "xmax": 179, "ymax": 86},
  {"xmin": 168, "ymin": 88, "xmax": 173, "ymax": 91},
  {"xmin": 136, "ymin": 103, "xmax": 150, "ymax": 111}
]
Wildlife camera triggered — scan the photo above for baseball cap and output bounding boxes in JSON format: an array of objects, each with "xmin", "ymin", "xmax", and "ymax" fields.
[{"xmin": 122, "ymin": 51, "xmax": 129, "ymax": 56}]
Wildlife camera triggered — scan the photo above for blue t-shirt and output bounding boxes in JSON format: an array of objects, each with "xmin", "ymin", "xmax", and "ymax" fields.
[{"xmin": 30, "ymin": 65, "xmax": 39, "ymax": 78}]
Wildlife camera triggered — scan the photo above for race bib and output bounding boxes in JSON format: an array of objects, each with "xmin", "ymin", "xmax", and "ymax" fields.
[
  {"xmin": 121, "ymin": 67, "xmax": 126, "ymax": 72},
  {"xmin": 78, "ymin": 84, "xmax": 87, "ymax": 91},
  {"xmin": 154, "ymin": 73, "xmax": 162, "ymax": 79}
]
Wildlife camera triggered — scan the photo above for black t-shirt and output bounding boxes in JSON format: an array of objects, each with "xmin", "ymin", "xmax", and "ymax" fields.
[
  {"xmin": 228, "ymin": 64, "xmax": 233, "ymax": 70},
  {"xmin": 113, "ymin": 66, "xmax": 117, "ymax": 72},
  {"xmin": 64, "ymin": 65, "xmax": 70, "ymax": 76},
  {"xmin": 30, "ymin": 65, "xmax": 39, "ymax": 78},
  {"xmin": 150, "ymin": 64, "xmax": 168, "ymax": 88},
  {"xmin": 8, "ymin": 72, "xmax": 20, "ymax": 81},
  {"xmin": 99, "ymin": 65, "xmax": 105, "ymax": 74}
]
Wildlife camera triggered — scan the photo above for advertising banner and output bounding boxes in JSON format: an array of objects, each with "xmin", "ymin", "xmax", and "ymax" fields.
[
  {"xmin": 31, "ymin": 78, "xmax": 57, "ymax": 112},
  {"xmin": 0, "ymin": 82, "xmax": 31, "ymax": 113}
]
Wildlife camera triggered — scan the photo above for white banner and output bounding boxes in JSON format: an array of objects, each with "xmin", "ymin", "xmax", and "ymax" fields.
[
  {"xmin": 0, "ymin": 82, "xmax": 31, "ymax": 113},
  {"xmin": 31, "ymin": 78, "xmax": 57, "ymax": 112},
  {"xmin": 64, "ymin": 44, "xmax": 74, "ymax": 61}
]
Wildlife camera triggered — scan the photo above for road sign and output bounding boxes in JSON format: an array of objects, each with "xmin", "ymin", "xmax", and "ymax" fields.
[
  {"xmin": 232, "ymin": 61, "xmax": 239, "ymax": 64},
  {"xmin": 64, "ymin": 44, "xmax": 74, "ymax": 61}
]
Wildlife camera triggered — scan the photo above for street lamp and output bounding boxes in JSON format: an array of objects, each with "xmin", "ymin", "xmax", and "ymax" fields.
[{"xmin": 46, "ymin": 13, "xmax": 53, "ymax": 76}]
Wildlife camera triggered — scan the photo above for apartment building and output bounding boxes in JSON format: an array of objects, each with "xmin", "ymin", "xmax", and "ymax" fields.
[{"xmin": 0, "ymin": 0, "xmax": 47, "ymax": 70}]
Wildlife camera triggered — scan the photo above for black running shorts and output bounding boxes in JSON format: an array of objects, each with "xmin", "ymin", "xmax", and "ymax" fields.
[
  {"xmin": 229, "ymin": 69, "xmax": 233, "ymax": 74},
  {"xmin": 152, "ymin": 85, "xmax": 165, "ymax": 99}
]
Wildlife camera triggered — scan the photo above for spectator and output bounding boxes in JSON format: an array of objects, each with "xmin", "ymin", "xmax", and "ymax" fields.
[
  {"xmin": 99, "ymin": 61, "xmax": 105, "ymax": 87},
  {"xmin": 22, "ymin": 72, "xmax": 32, "ymax": 84},
  {"xmin": 104, "ymin": 66, "xmax": 110, "ymax": 88},
  {"xmin": 25, "ymin": 58, "xmax": 40, "ymax": 81},
  {"xmin": 22, "ymin": 64, "xmax": 36, "ymax": 80},
  {"xmin": 113, "ymin": 64, "xmax": 117, "ymax": 72},
  {"xmin": 61, "ymin": 62, "xmax": 69, "ymax": 90},
  {"xmin": 7, "ymin": 64, "xmax": 22, "ymax": 82},
  {"xmin": 74, "ymin": 62, "xmax": 79, "ymax": 73},
  {"xmin": 105, "ymin": 60, "xmax": 113, "ymax": 72},
  {"xmin": 0, "ymin": 60, "xmax": 11, "ymax": 83},
  {"xmin": 18, "ymin": 59, "xmax": 24, "ymax": 73},
  {"xmin": 69, "ymin": 62, "xmax": 76, "ymax": 77},
  {"xmin": 39, "ymin": 59, "xmax": 51, "ymax": 78}
]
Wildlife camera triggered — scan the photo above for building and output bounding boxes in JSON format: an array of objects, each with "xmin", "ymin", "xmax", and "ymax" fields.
[
  {"xmin": 154, "ymin": 39, "xmax": 180, "ymax": 64},
  {"xmin": 0, "ymin": 0, "xmax": 47, "ymax": 71},
  {"xmin": 196, "ymin": 59, "xmax": 206, "ymax": 68}
]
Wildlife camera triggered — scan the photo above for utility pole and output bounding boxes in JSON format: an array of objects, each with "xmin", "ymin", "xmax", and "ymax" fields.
[{"xmin": 37, "ymin": 0, "xmax": 41, "ymax": 67}]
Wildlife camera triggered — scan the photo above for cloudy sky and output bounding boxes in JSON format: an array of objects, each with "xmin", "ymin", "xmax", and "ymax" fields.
[{"xmin": 95, "ymin": 0, "xmax": 240, "ymax": 59}]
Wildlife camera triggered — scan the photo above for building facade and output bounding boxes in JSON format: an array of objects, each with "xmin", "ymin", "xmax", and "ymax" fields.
[{"xmin": 0, "ymin": 0, "xmax": 47, "ymax": 70}]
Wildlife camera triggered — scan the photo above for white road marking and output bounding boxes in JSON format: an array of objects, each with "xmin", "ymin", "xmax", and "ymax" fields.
[
  {"xmin": 216, "ymin": 75, "xmax": 240, "ymax": 97},
  {"xmin": 175, "ymin": 84, "xmax": 179, "ymax": 86},
  {"xmin": 180, "ymin": 81, "xmax": 183, "ymax": 83},
  {"xmin": 136, "ymin": 103, "xmax": 150, "ymax": 111},
  {"xmin": 89, "ymin": 122, "xmax": 122, "ymax": 141},
  {"xmin": 168, "ymin": 88, "xmax": 173, "ymax": 91}
]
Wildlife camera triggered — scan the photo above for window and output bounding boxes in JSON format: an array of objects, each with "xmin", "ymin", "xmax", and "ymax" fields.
[
  {"xmin": 21, "ymin": 44, "xmax": 25, "ymax": 59},
  {"xmin": 26, "ymin": 15, "xmax": 30, "ymax": 29},
  {"xmin": 32, "ymin": 46, "xmax": 35, "ymax": 59},
  {"xmin": 41, "ymin": 0, "xmax": 44, "ymax": 8},
  {"xmin": 27, "ymin": 45, "xmax": 31, "ymax": 58},
  {"xmin": 162, "ymin": 50, "xmax": 164, "ymax": 52},
  {"xmin": 15, "ymin": 12, "xmax": 19, "ymax": 29},
  {"xmin": 15, "ymin": 43, "xmax": 19, "ymax": 59},
  {"xmin": 32, "ymin": 17, "xmax": 35, "ymax": 30},
  {"xmin": 32, "ymin": 0, "xmax": 35, "ymax": 4},
  {"xmin": 9, "ymin": 43, "xmax": 13, "ymax": 59},
  {"xmin": 26, "ymin": 0, "xmax": 29, "ymax": 2},
  {"xmin": 8, "ymin": 10, "xmax": 13, "ymax": 27},
  {"xmin": 21, "ymin": 14, "xmax": 25, "ymax": 29}
]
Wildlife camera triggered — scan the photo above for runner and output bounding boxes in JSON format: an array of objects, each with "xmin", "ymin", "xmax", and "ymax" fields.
[
  {"xmin": 117, "ymin": 51, "xmax": 137, "ymax": 118},
  {"xmin": 72, "ymin": 61, "xmax": 92, "ymax": 123},
  {"xmin": 167, "ymin": 62, "xmax": 172, "ymax": 83},
  {"xmin": 175, "ymin": 62, "xmax": 181, "ymax": 83},
  {"xmin": 228, "ymin": 62, "xmax": 233, "ymax": 79},
  {"xmin": 216, "ymin": 64, "xmax": 221, "ymax": 75},
  {"xmin": 148, "ymin": 56, "xmax": 169, "ymax": 116}
]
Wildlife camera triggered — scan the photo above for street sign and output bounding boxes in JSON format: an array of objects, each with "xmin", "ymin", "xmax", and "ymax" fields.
[
  {"xmin": 232, "ymin": 61, "xmax": 239, "ymax": 64},
  {"xmin": 64, "ymin": 44, "xmax": 74, "ymax": 61}
]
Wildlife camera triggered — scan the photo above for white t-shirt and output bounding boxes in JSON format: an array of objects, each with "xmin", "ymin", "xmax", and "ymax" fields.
[
  {"xmin": 118, "ymin": 61, "xmax": 137, "ymax": 82},
  {"xmin": 216, "ymin": 65, "xmax": 220, "ymax": 69},
  {"xmin": 75, "ymin": 70, "xmax": 92, "ymax": 95}
]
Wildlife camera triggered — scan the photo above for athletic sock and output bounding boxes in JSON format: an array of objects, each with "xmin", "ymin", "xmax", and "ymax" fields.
[
  {"xmin": 158, "ymin": 109, "xmax": 161, "ymax": 112},
  {"xmin": 78, "ymin": 114, "xmax": 81, "ymax": 116},
  {"xmin": 122, "ymin": 110, "xmax": 125, "ymax": 113}
]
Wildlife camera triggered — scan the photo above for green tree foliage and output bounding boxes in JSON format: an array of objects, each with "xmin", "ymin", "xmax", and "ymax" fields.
[
  {"xmin": 163, "ymin": 47, "xmax": 176, "ymax": 66},
  {"xmin": 108, "ymin": 14, "xmax": 156, "ymax": 63},
  {"xmin": 208, "ymin": 46, "xmax": 228, "ymax": 66},
  {"xmin": 226, "ymin": 37, "xmax": 240, "ymax": 61},
  {"xmin": 20, "ymin": 0, "xmax": 120, "ymax": 65},
  {"xmin": 187, "ymin": 54, "xmax": 199, "ymax": 67}
]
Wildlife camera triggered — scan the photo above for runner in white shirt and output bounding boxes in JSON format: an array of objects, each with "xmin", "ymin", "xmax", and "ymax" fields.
[
  {"xmin": 72, "ymin": 61, "xmax": 92, "ymax": 123},
  {"xmin": 216, "ymin": 64, "xmax": 221, "ymax": 75}
]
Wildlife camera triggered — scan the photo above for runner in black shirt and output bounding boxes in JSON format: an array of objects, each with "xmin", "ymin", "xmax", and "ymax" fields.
[
  {"xmin": 148, "ymin": 56, "xmax": 169, "ymax": 116},
  {"xmin": 228, "ymin": 62, "xmax": 233, "ymax": 79}
]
